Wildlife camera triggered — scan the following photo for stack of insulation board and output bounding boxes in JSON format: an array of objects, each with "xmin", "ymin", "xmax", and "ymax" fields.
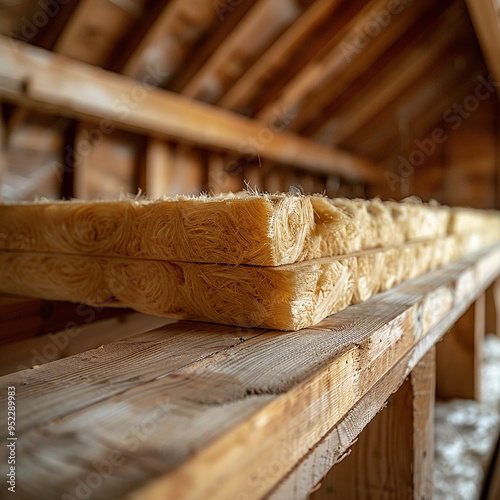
[{"xmin": 0, "ymin": 193, "xmax": 499, "ymax": 330}]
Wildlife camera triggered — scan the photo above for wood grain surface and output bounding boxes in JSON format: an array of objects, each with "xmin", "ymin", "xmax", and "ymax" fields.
[{"xmin": 0, "ymin": 244, "xmax": 498, "ymax": 499}]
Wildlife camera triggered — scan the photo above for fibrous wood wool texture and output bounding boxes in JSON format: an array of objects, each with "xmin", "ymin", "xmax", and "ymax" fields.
[{"xmin": 0, "ymin": 193, "xmax": 499, "ymax": 330}]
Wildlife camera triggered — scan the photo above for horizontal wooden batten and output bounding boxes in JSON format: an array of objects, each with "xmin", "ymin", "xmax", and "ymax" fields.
[{"xmin": 0, "ymin": 36, "xmax": 376, "ymax": 182}]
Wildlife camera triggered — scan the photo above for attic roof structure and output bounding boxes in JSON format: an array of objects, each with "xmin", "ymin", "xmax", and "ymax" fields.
[{"xmin": 0, "ymin": 0, "xmax": 499, "ymax": 206}]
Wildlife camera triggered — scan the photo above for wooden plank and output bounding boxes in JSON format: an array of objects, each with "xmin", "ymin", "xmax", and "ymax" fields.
[
  {"xmin": 0, "ymin": 36, "xmax": 376, "ymax": 181},
  {"xmin": 0, "ymin": 312, "xmax": 174, "ymax": 376},
  {"xmin": 464, "ymin": 0, "xmax": 500, "ymax": 96},
  {"xmin": 73, "ymin": 125, "xmax": 137, "ymax": 200},
  {"xmin": 310, "ymin": 347, "xmax": 435, "ymax": 499},
  {"xmin": 436, "ymin": 293, "xmax": 486, "ymax": 400},
  {"xmin": 0, "ymin": 295, "xmax": 131, "ymax": 346},
  {"xmin": 0, "ymin": 245, "xmax": 499, "ymax": 499},
  {"xmin": 268, "ymin": 277, "xmax": 487, "ymax": 499}
]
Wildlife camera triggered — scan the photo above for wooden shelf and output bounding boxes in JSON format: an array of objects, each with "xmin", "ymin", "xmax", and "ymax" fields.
[{"xmin": 0, "ymin": 243, "xmax": 499, "ymax": 499}]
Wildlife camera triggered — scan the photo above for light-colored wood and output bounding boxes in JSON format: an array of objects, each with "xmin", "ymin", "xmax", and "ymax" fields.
[
  {"xmin": 464, "ymin": 0, "xmax": 500, "ymax": 97},
  {"xmin": 54, "ymin": 0, "xmax": 143, "ymax": 65},
  {"xmin": 1, "ymin": 244, "xmax": 498, "ymax": 500},
  {"xmin": 310, "ymin": 347, "xmax": 435, "ymax": 500},
  {"xmin": 182, "ymin": 0, "xmax": 299, "ymax": 102},
  {"xmin": 73, "ymin": 125, "xmax": 136, "ymax": 200},
  {"xmin": 172, "ymin": 144, "xmax": 204, "ymax": 195},
  {"xmin": 0, "ymin": 311, "xmax": 174, "ymax": 376},
  {"xmin": 314, "ymin": 15, "xmax": 463, "ymax": 145},
  {"xmin": 255, "ymin": 0, "xmax": 428, "ymax": 126},
  {"xmin": 122, "ymin": 0, "xmax": 217, "ymax": 81},
  {"xmin": 145, "ymin": 138, "xmax": 176, "ymax": 198},
  {"xmin": 284, "ymin": 0, "xmax": 439, "ymax": 133},
  {"xmin": 486, "ymin": 280, "xmax": 499, "ymax": 335},
  {"xmin": 0, "ymin": 36, "xmax": 375, "ymax": 181},
  {"xmin": 436, "ymin": 293, "xmax": 486, "ymax": 400},
  {"xmin": 219, "ymin": 0, "xmax": 342, "ymax": 110}
]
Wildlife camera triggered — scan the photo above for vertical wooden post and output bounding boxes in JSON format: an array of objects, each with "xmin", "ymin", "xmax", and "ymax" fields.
[
  {"xmin": 61, "ymin": 120, "xmax": 77, "ymax": 199},
  {"xmin": 145, "ymin": 138, "xmax": 175, "ymax": 198},
  {"xmin": 311, "ymin": 347, "xmax": 435, "ymax": 500},
  {"xmin": 485, "ymin": 280, "xmax": 500, "ymax": 336},
  {"xmin": 436, "ymin": 294, "xmax": 485, "ymax": 400}
]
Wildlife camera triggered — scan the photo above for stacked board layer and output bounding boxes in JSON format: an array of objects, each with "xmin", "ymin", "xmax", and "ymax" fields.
[{"xmin": 0, "ymin": 193, "xmax": 499, "ymax": 330}]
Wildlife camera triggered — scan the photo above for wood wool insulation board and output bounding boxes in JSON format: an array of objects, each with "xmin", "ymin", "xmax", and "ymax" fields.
[{"xmin": 0, "ymin": 193, "xmax": 499, "ymax": 330}]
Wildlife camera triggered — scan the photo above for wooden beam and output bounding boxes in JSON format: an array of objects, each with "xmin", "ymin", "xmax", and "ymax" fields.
[
  {"xmin": 145, "ymin": 138, "xmax": 175, "ymax": 197},
  {"xmin": 436, "ymin": 293, "xmax": 485, "ymax": 400},
  {"xmin": 122, "ymin": 0, "xmax": 220, "ymax": 82},
  {"xmin": 485, "ymin": 281, "xmax": 499, "ymax": 335},
  {"xmin": 288, "ymin": 0, "xmax": 441, "ymax": 134},
  {"xmin": 313, "ymin": 14, "xmax": 465, "ymax": 145},
  {"xmin": 255, "ymin": 0, "xmax": 428, "ymax": 126},
  {"xmin": 181, "ymin": 0, "xmax": 300, "ymax": 102},
  {"xmin": 0, "ymin": 36, "xmax": 376, "ymax": 182},
  {"xmin": 53, "ymin": 0, "xmax": 144, "ymax": 66},
  {"xmin": 311, "ymin": 347, "xmax": 435, "ymax": 500},
  {"xmin": 464, "ymin": 0, "xmax": 500, "ymax": 97},
  {"xmin": 3, "ymin": 245, "xmax": 499, "ymax": 499},
  {"xmin": 218, "ymin": 0, "xmax": 343, "ymax": 111}
]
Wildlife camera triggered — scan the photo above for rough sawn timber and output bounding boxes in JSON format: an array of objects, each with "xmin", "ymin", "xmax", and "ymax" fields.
[{"xmin": 0, "ymin": 244, "xmax": 498, "ymax": 500}]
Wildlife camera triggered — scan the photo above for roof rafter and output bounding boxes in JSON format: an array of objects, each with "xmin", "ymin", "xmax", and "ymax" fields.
[{"xmin": 465, "ymin": 0, "xmax": 500, "ymax": 94}]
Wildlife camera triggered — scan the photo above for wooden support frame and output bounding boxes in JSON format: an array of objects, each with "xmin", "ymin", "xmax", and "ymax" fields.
[
  {"xmin": 1, "ymin": 244, "xmax": 499, "ymax": 499},
  {"xmin": 436, "ymin": 293, "xmax": 486, "ymax": 401},
  {"xmin": 310, "ymin": 348, "xmax": 435, "ymax": 500},
  {"xmin": 0, "ymin": 36, "xmax": 376, "ymax": 182}
]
